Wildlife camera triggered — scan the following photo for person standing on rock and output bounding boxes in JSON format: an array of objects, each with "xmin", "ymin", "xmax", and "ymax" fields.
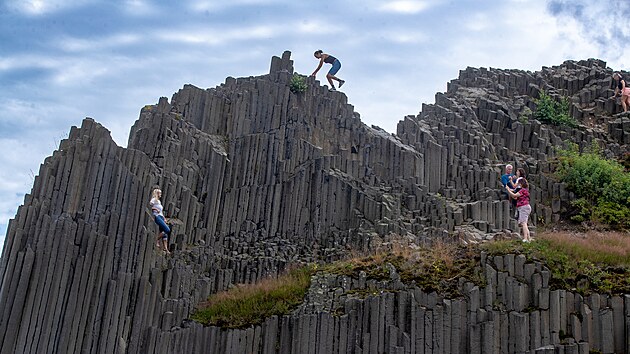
[
  {"xmin": 611, "ymin": 72, "xmax": 630, "ymax": 112},
  {"xmin": 311, "ymin": 50, "xmax": 345, "ymax": 91},
  {"xmin": 150, "ymin": 188, "xmax": 171, "ymax": 255},
  {"xmin": 506, "ymin": 178, "xmax": 532, "ymax": 242},
  {"xmin": 500, "ymin": 164, "xmax": 514, "ymax": 200},
  {"xmin": 508, "ymin": 168, "xmax": 527, "ymax": 217}
]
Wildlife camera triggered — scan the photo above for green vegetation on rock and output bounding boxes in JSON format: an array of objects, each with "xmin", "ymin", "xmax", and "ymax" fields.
[
  {"xmin": 555, "ymin": 143, "xmax": 630, "ymax": 229},
  {"xmin": 289, "ymin": 74, "xmax": 308, "ymax": 93},
  {"xmin": 534, "ymin": 90, "xmax": 578, "ymax": 127},
  {"xmin": 482, "ymin": 233, "xmax": 630, "ymax": 294}
]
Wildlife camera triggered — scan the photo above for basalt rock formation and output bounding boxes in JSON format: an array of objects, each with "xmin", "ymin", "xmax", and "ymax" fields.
[{"xmin": 0, "ymin": 51, "xmax": 628, "ymax": 353}]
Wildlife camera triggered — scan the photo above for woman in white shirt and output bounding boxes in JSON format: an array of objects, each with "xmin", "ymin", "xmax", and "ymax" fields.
[{"xmin": 150, "ymin": 188, "xmax": 171, "ymax": 255}]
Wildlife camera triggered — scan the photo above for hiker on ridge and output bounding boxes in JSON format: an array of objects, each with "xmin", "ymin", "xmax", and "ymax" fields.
[
  {"xmin": 311, "ymin": 50, "xmax": 345, "ymax": 91},
  {"xmin": 150, "ymin": 188, "xmax": 171, "ymax": 255},
  {"xmin": 611, "ymin": 72, "xmax": 630, "ymax": 113}
]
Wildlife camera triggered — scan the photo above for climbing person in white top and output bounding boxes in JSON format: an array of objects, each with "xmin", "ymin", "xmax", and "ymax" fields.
[{"xmin": 149, "ymin": 188, "xmax": 171, "ymax": 255}]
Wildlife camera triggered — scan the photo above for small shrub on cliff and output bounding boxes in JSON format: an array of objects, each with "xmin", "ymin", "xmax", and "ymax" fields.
[
  {"xmin": 534, "ymin": 90, "xmax": 578, "ymax": 127},
  {"xmin": 518, "ymin": 106, "xmax": 532, "ymax": 124},
  {"xmin": 191, "ymin": 266, "xmax": 314, "ymax": 328},
  {"xmin": 555, "ymin": 143, "xmax": 630, "ymax": 229},
  {"xmin": 289, "ymin": 74, "xmax": 308, "ymax": 93}
]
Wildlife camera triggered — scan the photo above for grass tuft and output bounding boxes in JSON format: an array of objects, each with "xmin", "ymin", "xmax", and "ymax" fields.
[
  {"xmin": 323, "ymin": 240, "xmax": 483, "ymax": 297},
  {"xmin": 482, "ymin": 231, "xmax": 630, "ymax": 294},
  {"xmin": 191, "ymin": 266, "xmax": 314, "ymax": 329}
]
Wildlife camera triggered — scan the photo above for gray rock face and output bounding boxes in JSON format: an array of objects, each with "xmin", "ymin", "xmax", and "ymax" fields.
[
  {"xmin": 146, "ymin": 256, "xmax": 627, "ymax": 353},
  {"xmin": 0, "ymin": 51, "xmax": 628, "ymax": 353}
]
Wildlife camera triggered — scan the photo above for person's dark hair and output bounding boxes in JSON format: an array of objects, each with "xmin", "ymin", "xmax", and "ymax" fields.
[
  {"xmin": 314, "ymin": 49, "xmax": 323, "ymax": 57},
  {"xmin": 517, "ymin": 168, "xmax": 526, "ymax": 178},
  {"xmin": 519, "ymin": 178, "xmax": 529, "ymax": 189}
]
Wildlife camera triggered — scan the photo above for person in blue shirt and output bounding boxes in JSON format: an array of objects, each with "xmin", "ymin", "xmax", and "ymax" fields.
[{"xmin": 500, "ymin": 164, "xmax": 514, "ymax": 199}]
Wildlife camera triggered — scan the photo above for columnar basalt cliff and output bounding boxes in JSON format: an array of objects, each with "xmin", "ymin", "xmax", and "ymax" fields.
[{"xmin": 0, "ymin": 51, "xmax": 628, "ymax": 353}]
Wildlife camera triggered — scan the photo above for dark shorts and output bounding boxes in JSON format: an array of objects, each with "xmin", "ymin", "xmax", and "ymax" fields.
[{"xmin": 328, "ymin": 59, "xmax": 341, "ymax": 76}]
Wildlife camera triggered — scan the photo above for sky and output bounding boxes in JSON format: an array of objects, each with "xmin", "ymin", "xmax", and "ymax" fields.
[{"xmin": 1, "ymin": 0, "xmax": 629, "ymax": 250}]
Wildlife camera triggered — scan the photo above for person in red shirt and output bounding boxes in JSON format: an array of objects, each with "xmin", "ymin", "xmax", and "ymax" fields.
[{"xmin": 506, "ymin": 178, "xmax": 532, "ymax": 242}]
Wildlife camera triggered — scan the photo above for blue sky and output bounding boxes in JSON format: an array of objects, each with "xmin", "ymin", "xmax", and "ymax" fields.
[{"xmin": 1, "ymin": 0, "xmax": 628, "ymax": 250}]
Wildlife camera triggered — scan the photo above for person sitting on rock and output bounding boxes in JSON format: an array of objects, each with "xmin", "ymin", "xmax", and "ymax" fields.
[
  {"xmin": 500, "ymin": 164, "xmax": 514, "ymax": 200},
  {"xmin": 150, "ymin": 188, "xmax": 171, "ymax": 255},
  {"xmin": 611, "ymin": 72, "xmax": 630, "ymax": 113},
  {"xmin": 506, "ymin": 178, "xmax": 532, "ymax": 242},
  {"xmin": 311, "ymin": 50, "xmax": 345, "ymax": 91}
]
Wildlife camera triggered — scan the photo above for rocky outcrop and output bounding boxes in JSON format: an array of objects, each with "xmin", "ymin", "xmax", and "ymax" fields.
[
  {"xmin": 0, "ymin": 51, "xmax": 628, "ymax": 353},
  {"xmin": 149, "ymin": 253, "xmax": 630, "ymax": 354}
]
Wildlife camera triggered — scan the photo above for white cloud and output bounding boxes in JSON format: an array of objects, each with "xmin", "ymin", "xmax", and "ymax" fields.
[
  {"xmin": 59, "ymin": 33, "xmax": 142, "ymax": 52},
  {"xmin": 187, "ymin": 0, "xmax": 281, "ymax": 12},
  {"xmin": 0, "ymin": 55, "xmax": 58, "ymax": 72},
  {"xmin": 441, "ymin": 2, "xmax": 600, "ymax": 73},
  {"xmin": 379, "ymin": 1, "xmax": 431, "ymax": 14},
  {"xmin": 5, "ymin": 0, "xmax": 94, "ymax": 15},
  {"xmin": 0, "ymin": 138, "xmax": 49, "ymax": 254},
  {"xmin": 52, "ymin": 61, "xmax": 110, "ymax": 85},
  {"xmin": 121, "ymin": 0, "xmax": 160, "ymax": 16},
  {"xmin": 465, "ymin": 13, "xmax": 490, "ymax": 32},
  {"xmin": 546, "ymin": 1, "xmax": 630, "ymax": 68},
  {"xmin": 0, "ymin": 53, "xmax": 138, "ymax": 87},
  {"xmin": 380, "ymin": 30, "xmax": 428, "ymax": 44},
  {"xmin": 154, "ymin": 25, "xmax": 281, "ymax": 45},
  {"xmin": 296, "ymin": 20, "xmax": 343, "ymax": 35}
]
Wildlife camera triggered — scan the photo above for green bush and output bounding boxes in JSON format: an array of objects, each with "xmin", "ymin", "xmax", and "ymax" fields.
[
  {"xmin": 592, "ymin": 202, "xmax": 630, "ymax": 229},
  {"xmin": 290, "ymin": 74, "xmax": 308, "ymax": 93},
  {"xmin": 556, "ymin": 143, "xmax": 630, "ymax": 228},
  {"xmin": 534, "ymin": 90, "xmax": 578, "ymax": 127}
]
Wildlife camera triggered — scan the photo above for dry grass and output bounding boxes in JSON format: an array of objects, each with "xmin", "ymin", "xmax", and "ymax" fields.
[
  {"xmin": 539, "ymin": 230, "xmax": 630, "ymax": 266},
  {"xmin": 191, "ymin": 266, "xmax": 314, "ymax": 328},
  {"xmin": 323, "ymin": 240, "xmax": 481, "ymax": 296},
  {"xmin": 482, "ymin": 230, "xmax": 630, "ymax": 294}
]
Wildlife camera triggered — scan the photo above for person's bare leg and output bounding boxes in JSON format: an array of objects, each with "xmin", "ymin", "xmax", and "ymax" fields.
[
  {"xmin": 521, "ymin": 222, "xmax": 530, "ymax": 241},
  {"xmin": 156, "ymin": 232, "xmax": 162, "ymax": 248},
  {"xmin": 162, "ymin": 238, "xmax": 171, "ymax": 255},
  {"xmin": 329, "ymin": 74, "xmax": 343, "ymax": 82},
  {"xmin": 624, "ymin": 96, "xmax": 630, "ymax": 112},
  {"xmin": 326, "ymin": 75, "xmax": 335, "ymax": 88}
]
